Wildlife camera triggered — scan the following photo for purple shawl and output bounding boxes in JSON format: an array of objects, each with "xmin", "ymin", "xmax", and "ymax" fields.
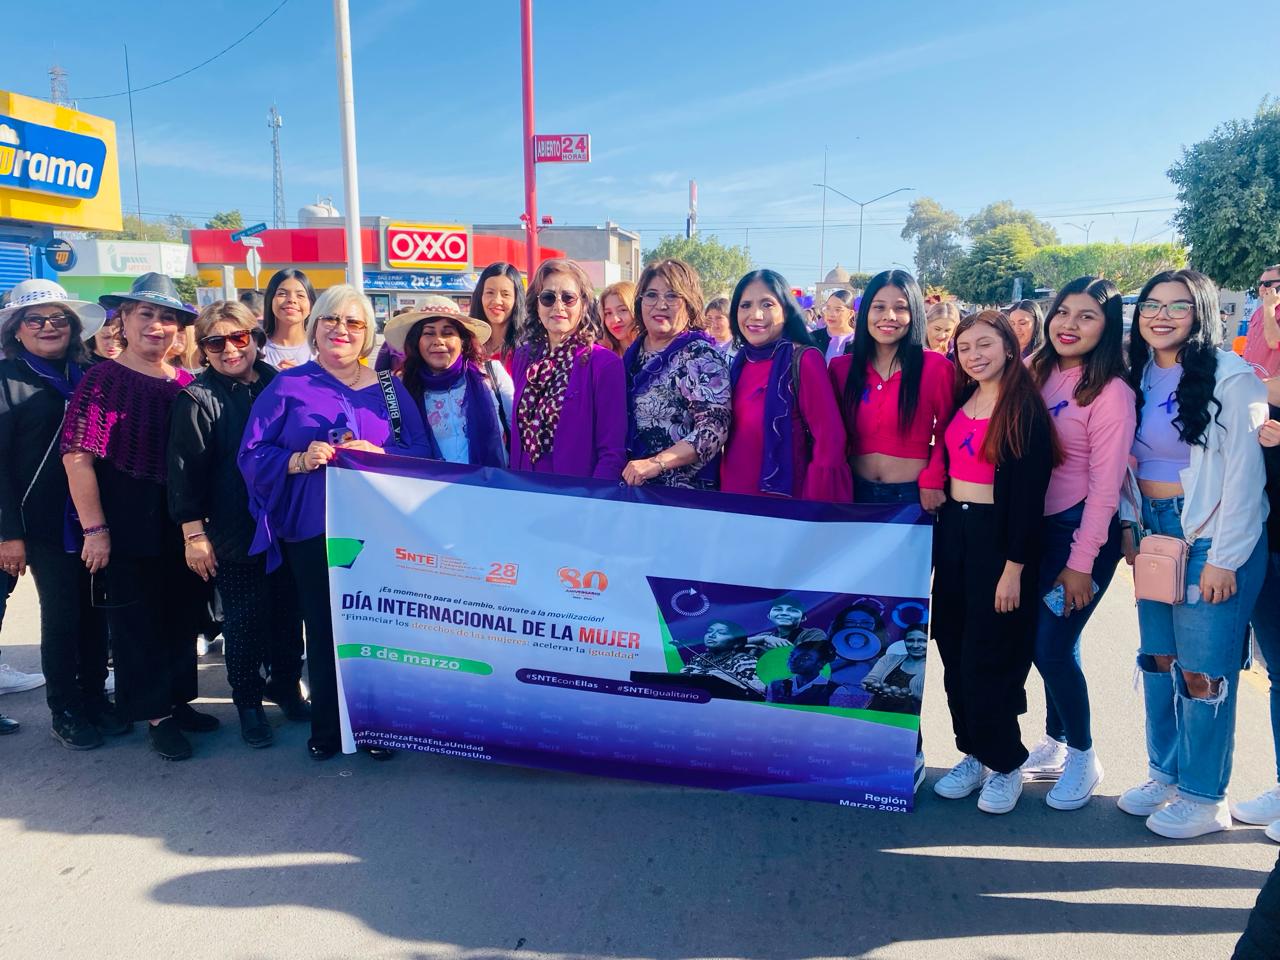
[
  {"xmin": 416, "ymin": 356, "xmax": 506, "ymax": 467},
  {"xmin": 730, "ymin": 339, "xmax": 797, "ymax": 496}
]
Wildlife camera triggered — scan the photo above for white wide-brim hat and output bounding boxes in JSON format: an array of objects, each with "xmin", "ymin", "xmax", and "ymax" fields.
[
  {"xmin": 0, "ymin": 279, "xmax": 106, "ymax": 340},
  {"xmin": 382, "ymin": 294, "xmax": 492, "ymax": 355}
]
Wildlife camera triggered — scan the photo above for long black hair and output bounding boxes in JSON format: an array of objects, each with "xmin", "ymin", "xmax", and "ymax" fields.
[
  {"xmin": 1009, "ymin": 298, "xmax": 1045, "ymax": 357},
  {"xmin": 262, "ymin": 268, "xmax": 316, "ymax": 339},
  {"xmin": 1030, "ymin": 276, "xmax": 1127, "ymax": 407},
  {"xmin": 471, "ymin": 261, "xmax": 525, "ymax": 355},
  {"xmin": 727, "ymin": 269, "xmax": 814, "ymax": 347},
  {"xmin": 401, "ymin": 316, "xmax": 486, "ymax": 411},
  {"xmin": 1127, "ymin": 269, "xmax": 1223, "ymax": 447},
  {"xmin": 840, "ymin": 269, "xmax": 926, "ymax": 430}
]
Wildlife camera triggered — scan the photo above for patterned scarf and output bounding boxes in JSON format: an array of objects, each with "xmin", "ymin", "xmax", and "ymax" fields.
[{"xmin": 518, "ymin": 335, "xmax": 584, "ymax": 462}]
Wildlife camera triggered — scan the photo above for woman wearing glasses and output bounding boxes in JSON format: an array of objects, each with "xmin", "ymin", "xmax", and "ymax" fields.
[
  {"xmin": 61, "ymin": 274, "xmax": 217, "ymax": 761},
  {"xmin": 168, "ymin": 301, "xmax": 305, "ymax": 748},
  {"xmin": 0, "ymin": 280, "xmax": 118, "ymax": 750},
  {"xmin": 621, "ymin": 259, "xmax": 730, "ymax": 490},
  {"xmin": 239, "ymin": 284, "xmax": 431, "ymax": 760},
  {"xmin": 1118, "ymin": 269, "xmax": 1268, "ymax": 839},
  {"xmin": 509, "ymin": 259, "xmax": 625, "ymax": 480},
  {"xmin": 811, "ymin": 289, "xmax": 856, "ymax": 364}
]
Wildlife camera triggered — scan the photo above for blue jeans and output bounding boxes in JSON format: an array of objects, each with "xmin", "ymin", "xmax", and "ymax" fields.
[
  {"xmin": 854, "ymin": 478, "xmax": 919, "ymax": 504},
  {"xmin": 1033, "ymin": 502, "xmax": 1123, "ymax": 751},
  {"xmin": 1136, "ymin": 496, "xmax": 1266, "ymax": 803},
  {"xmin": 1247, "ymin": 551, "xmax": 1280, "ymax": 782}
]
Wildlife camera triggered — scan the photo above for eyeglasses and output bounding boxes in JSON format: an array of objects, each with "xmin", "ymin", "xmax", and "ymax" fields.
[
  {"xmin": 20, "ymin": 313, "xmax": 72, "ymax": 330},
  {"xmin": 640, "ymin": 290, "xmax": 681, "ymax": 307},
  {"xmin": 537, "ymin": 291, "xmax": 580, "ymax": 308},
  {"xmin": 1261, "ymin": 279, "xmax": 1280, "ymax": 291},
  {"xmin": 199, "ymin": 330, "xmax": 260, "ymax": 354},
  {"xmin": 1136, "ymin": 300, "xmax": 1193, "ymax": 320},
  {"xmin": 318, "ymin": 315, "xmax": 369, "ymax": 333}
]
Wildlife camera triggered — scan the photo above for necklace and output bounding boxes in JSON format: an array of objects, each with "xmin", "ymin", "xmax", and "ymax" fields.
[
  {"xmin": 965, "ymin": 392, "xmax": 996, "ymax": 419},
  {"xmin": 323, "ymin": 361, "xmax": 364, "ymax": 388}
]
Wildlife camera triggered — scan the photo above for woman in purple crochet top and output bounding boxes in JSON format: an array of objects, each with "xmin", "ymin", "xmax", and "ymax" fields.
[{"xmin": 60, "ymin": 273, "xmax": 220, "ymax": 762}]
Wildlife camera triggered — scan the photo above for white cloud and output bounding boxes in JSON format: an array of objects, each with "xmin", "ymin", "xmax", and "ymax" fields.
[{"xmin": 0, "ymin": 124, "xmax": 19, "ymax": 145}]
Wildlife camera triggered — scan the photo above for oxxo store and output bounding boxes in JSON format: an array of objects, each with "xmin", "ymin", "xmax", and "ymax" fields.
[
  {"xmin": 0, "ymin": 90, "xmax": 122, "ymax": 291},
  {"xmin": 190, "ymin": 219, "xmax": 562, "ymax": 326}
]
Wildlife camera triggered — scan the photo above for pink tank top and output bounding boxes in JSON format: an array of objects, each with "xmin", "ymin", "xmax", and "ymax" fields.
[{"xmin": 944, "ymin": 409, "xmax": 996, "ymax": 484}]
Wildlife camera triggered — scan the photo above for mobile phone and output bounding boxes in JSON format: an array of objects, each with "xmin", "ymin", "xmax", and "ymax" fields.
[
  {"xmin": 1043, "ymin": 580, "xmax": 1100, "ymax": 617},
  {"xmin": 328, "ymin": 427, "xmax": 354, "ymax": 446}
]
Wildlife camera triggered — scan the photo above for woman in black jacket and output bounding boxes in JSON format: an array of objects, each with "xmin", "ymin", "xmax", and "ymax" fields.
[
  {"xmin": 930, "ymin": 309, "xmax": 1060, "ymax": 815},
  {"xmin": 168, "ymin": 301, "xmax": 306, "ymax": 746},
  {"xmin": 0, "ymin": 280, "xmax": 126, "ymax": 749}
]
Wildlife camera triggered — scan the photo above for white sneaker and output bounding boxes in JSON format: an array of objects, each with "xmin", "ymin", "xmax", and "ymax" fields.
[
  {"xmin": 913, "ymin": 752, "xmax": 926, "ymax": 794},
  {"xmin": 1230, "ymin": 785, "xmax": 1280, "ymax": 825},
  {"xmin": 1117, "ymin": 779, "xmax": 1176, "ymax": 817},
  {"xmin": 1145, "ymin": 796, "xmax": 1232, "ymax": 839},
  {"xmin": 978, "ymin": 770, "xmax": 1024, "ymax": 814},
  {"xmin": 934, "ymin": 755, "xmax": 987, "ymax": 799},
  {"xmin": 1021, "ymin": 735, "xmax": 1068, "ymax": 781},
  {"xmin": 104, "ymin": 669, "xmax": 115, "ymax": 695},
  {"xmin": 1046, "ymin": 747, "xmax": 1103, "ymax": 810},
  {"xmin": 0, "ymin": 663, "xmax": 45, "ymax": 694},
  {"xmin": 1265, "ymin": 820, "xmax": 1280, "ymax": 843}
]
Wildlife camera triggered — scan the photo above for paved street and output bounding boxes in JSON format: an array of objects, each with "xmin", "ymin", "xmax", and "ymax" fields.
[{"xmin": 1, "ymin": 565, "xmax": 1277, "ymax": 960}]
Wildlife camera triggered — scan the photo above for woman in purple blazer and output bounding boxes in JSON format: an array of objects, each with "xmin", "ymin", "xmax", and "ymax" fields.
[{"xmin": 509, "ymin": 259, "xmax": 625, "ymax": 481}]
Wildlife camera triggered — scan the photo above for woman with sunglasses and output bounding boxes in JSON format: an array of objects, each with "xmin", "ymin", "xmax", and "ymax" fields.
[
  {"xmin": 168, "ymin": 301, "xmax": 305, "ymax": 748},
  {"xmin": 1118, "ymin": 269, "xmax": 1268, "ymax": 839},
  {"xmin": 509, "ymin": 259, "xmax": 625, "ymax": 480},
  {"xmin": 0, "ymin": 280, "xmax": 120, "ymax": 750},
  {"xmin": 721, "ymin": 270, "xmax": 851, "ymax": 501},
  {"xmin": 240, "ymin": 285, "xmax": 432, "ymax": 761}
]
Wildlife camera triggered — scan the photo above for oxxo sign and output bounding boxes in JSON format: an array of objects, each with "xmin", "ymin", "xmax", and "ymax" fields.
[{"xmin": 385, "ymin": 222, "xmax": 471, "ymax": 272}]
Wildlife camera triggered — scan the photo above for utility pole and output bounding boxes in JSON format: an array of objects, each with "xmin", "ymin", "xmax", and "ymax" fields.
[
  {"xmin": 269, "ymin": 105, "xmax": 286, "ymax": 229},
  {"xmin": 332, "ymin": 0, "xmax": 363, "ymax": 288},
  {"xmin": 123, "ymin": 46, "xmax": 143, "ymax": 225},
  {"xmin": 49, "ymin": 66, "xmax": 74, "ymax": 108},
  {"xmin": 818, "ymin": 147, "xmax": 827, "ymax": 283},
  {"xmin": 519, "ymin": 0, "xmax": 539, "ymax": 277}
]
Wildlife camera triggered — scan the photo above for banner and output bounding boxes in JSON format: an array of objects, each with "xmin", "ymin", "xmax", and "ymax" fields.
[{"xmin": 326, "ymin": 453, "xmax": 934, "ymax": 811}]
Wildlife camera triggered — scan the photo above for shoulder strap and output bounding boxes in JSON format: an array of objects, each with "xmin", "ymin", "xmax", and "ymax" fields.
[
  {"xmin": 376, "ymin": 370, "xmax": 403, "ymax": 446},
  {"xmin": 485, "ymin": 359, "xmax": 510, "ymax": 444}
]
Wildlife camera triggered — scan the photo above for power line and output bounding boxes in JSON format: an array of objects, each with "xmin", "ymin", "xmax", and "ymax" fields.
[{"xmin": 78, "ymin": 0, "xmax": 292, "ymax": 101}]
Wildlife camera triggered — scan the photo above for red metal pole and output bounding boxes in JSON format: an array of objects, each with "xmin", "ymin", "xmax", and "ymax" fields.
[{"xmin": 519, "ymin": 0, "xmax": 539, "ymax": 277}]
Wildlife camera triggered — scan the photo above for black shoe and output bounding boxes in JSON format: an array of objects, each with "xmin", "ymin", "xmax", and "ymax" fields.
[
  {"xmin": 308, "ymin": 741, "xmax": 337, "ymax": 761},
  {"xmin": 0, "ymin": 714, "xmax": 20, "ymax": 735},
  {"xmin": 51, "ymin": 709, "xmax": 104, "ymax": 750},
  {"xmin": 149, "ymin": 717, "xmax": 192, "ymax": 760},
  {"xmin": 237, "ymin": 705, "xmax": 273, "ymax": 748},
  {"xmin": 171, "ymin": 702, "xmax": 220, "ymax": 733},
  {"xmin": 362, "ymin": 746, "xmax": 394, "ymax": 762},
  {"xmin": 84, "ymin": 697, "xmax": 132, "ymax": 737},
  {"xmin": 265, "ymin": 683, "xmax": 312, "ymax": 722}
]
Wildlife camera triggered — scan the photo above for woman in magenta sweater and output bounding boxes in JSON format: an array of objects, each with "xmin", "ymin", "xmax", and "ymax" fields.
[
  {"xmin": 509, "ymin": 259, "xmax": 626, "ymax": 481},
  {"xmin": 830, "ymin": 269, "xmax": 955, "ymax": 510},
  {"xmin": 1022, "ymin": 277, "xmax": 1136, "ymax": 810},
  {"xmin": 719, "ymin": 270, "xmax": 851, "ymax": 501}
]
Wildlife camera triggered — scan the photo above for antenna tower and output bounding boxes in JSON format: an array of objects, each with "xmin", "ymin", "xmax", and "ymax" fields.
[
  {"xmin": 49, "ymin": 65, "xmax": 74, "ymax": 107},
  {"xmin": 269, "ymin": 105, "xmax": 286, "ymax": 228}
]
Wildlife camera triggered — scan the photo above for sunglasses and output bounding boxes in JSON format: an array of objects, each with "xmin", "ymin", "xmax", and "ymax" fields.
[
  {"xmin": 1136, "ymin": 300, "xmax": 1193, "ymax": 320},
  {"xmin": 537, "ymin": 291, "xmax": 580, "ymax": 308},
  {"xmin": 20, "ymin": 313, "xmax": 72, "ymax": 330},
  {"xmin": 318, "ymin": 315, "xmax": 369, "ymax": 333},
  {"xmin": 199, "ymin": 329, "xmax": 264, "ymax": 354},
  {"xmin": 1261, "ymin": 279, "xmax": 1280, "ymax": 291}
]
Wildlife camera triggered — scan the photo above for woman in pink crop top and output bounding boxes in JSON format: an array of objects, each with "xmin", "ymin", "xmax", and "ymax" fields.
[
  {"xmin": 1023, "ymin": 277, "xmax": 1136, "ymax": 810},
  {"xmin": 932, "ymin": 310, "xmax": 1059, "ymax": 816},
  {"xmin": 829, "ymin": 270, "xmax": 956, "ymax": 511}
]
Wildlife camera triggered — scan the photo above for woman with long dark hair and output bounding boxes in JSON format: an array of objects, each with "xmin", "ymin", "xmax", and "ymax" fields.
[
  {"xmin": 261, "ymin": 269, "xmax": 317, "ymax": 370},
  {"xmin": 1020, "ymin": 277, "xmax": 1135, "ymax": 809},
  {"xmin": 931, "ymin": 310, "xmax": 1059, "ymax": 815},
  {"xmin": 832, "ymin": 269, "xmax": 954, "ymax": 510},
  {"xmin": 1009, "ymin": 299, "xmax": 1044, "ymax": 358},
  {"xmin": 720, "ymin": 270, "xmax": 850, "ymax": 501},
  {"xmin": 1117, "ymin": 269, "xmax": 1268, "ymax": 839},
  {"xmin": 474, "ymin": 261, "xmax": 525, "ymax": 370}
]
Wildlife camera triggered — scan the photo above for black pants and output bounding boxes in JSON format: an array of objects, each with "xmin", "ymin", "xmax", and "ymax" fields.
[
  {"xmin": 26, "ymin": 540, "xmax": 108, "ymax": 715},
  {"xmin": 218, "ymin": 557, "xmax": 303, "ymax": 708},
  {"xmin": 282, "ymin": 536, "xmax": 339, "ymax": 750},
  {"xmin": 99, "ymin": 553, "xmax": 201, "ymax": 722},
  {"xmin": 0, "ymin": 569, "xmax": 15, "ymax": 631},
  {"xmin": 932, "ymin": 500, "xmax": 1038, "ymax": 774},
  {"xmin": 1235, "ymin": 853, "xmax": 1280, "ymax": 959}
]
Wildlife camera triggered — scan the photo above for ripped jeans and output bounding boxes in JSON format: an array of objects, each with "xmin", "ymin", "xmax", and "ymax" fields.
[{"xmin": 1136, "ymin": 496, "xmax": 1266, "ymax": 803}]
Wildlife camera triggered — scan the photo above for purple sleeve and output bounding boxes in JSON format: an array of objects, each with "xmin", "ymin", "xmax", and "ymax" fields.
[
  {"xmin": 508, "ymin": 348, "xmax": 529, "ymax": 467},
  {"xmin": 591, "ymin": 349, "xmax": 626, "ymax": 482},
  {"xmin": 237, "ymin": 378, "xmax": 293, "ymax": 570},
  {"xmin": 388, "ymin": 376, "xmax": 434, "ymax": 458}
]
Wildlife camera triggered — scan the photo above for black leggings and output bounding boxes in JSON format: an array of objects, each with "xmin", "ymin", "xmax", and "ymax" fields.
[
  {"xmin": 932, "ymin": 500, "xmax": 1038, "ymax": 774},
  {"xmin": 25, "ymin": 540, "xmax": 109, "ymax": 715},
  {"xmin": 217, "ymin": 558, "xmax": 303, "ymax": 708},
  {"xmin": 282, "ymin": 536, "xmax": 339, "ymax": 750}
]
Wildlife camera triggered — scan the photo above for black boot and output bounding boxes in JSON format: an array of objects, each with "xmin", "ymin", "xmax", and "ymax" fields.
[
  {"xmin": 84, "ymin": 696, "xmax": 132, "ymax": 736},
  {"xmin": 265, "ymin": 682, "xmax": 311, "ymax": 722},
  {"xmin": 171, "ymin": 702, "xmax": 220, "ymax": 733},
  {"xmin": 51, "ymin": 709, "xmax": 104, "ymax": 750},
  {"xmin": 148, "ymin": 717, "xmax": 192, "ymax": 760},
  {"xmin": 237, "ymin": 705, "xmax": 273, "ymax": 748}
]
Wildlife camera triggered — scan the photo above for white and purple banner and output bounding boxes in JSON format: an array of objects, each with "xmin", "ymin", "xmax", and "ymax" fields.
[{"xmin": 326, "ymin": 452, "xmax": 933, "ymax": 811}]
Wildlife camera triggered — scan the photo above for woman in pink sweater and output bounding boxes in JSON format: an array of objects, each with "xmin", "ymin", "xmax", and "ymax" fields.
[
  {"xmin": 719, "ymin": 270, "xmax": 851, "ymax": 501},
  {"xmin": 1023, "ymin": 276, "xmax": 1136, "ymax": 810}
]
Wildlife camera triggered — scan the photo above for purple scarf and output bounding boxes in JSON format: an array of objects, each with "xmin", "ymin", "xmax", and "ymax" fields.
[
  {"xmin": 623, "ymin": 330, "xmax": 714, "ymax": 451},
  {"xmin": 730, "ymin": 339, "xmax": 797, "ymax": 496},
  {"xmin": 417, "ymin": 356, "xmax": 506, "ymax": 467},
  {"xmin": 19, "ymin": 348, "xmax": 86, "ymax": 551}
]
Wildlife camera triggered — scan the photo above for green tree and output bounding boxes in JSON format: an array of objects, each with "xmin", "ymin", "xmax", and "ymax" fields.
[
  {"xmin": 1026, "ymin": 242, "xmax": 1188, "ymax": 294},
  {"xmin": 91, "ymin": 212, "xmax": 195, "ymax": 242},
  {"xmin": 964, "ymin": 200, "xmax": 1059, "ymax": 247},
  {"xmin": 642, "ymin": 234, "xmax": 753, "ymax": 299},
  {"xmin": 947, "ymin": 223, "xmax": 1038, "ymax": 305},
  {"xmin": 205, "ymin": 209, "xmax": 245, "ymax": 231},
  {"xmin": 1168, "ymin": 100, "xmax": 1280, "ymax": 290},
  {"xmin": 901, "ymin": 197, "xmax": 964, "ymax": 287},
  {"xmin": 172, "ymin": 275, "xmax": 199, "ymax": 304}
]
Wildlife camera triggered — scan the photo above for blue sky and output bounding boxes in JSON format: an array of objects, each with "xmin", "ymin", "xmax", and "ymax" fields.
[{"xmin": 7, "ymin": 0, "xmax": 1274, "ymax": 288}]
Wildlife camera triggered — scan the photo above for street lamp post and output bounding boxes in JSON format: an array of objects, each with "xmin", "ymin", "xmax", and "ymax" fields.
[
  {"xmin": 332, "ymin": 0, "xmax": 363, "ymax": 287},
  {"xmin": 1066, "ymin": 220, "xmax": 1095, "ymax": 245},
  {"xmin": 519, "ymin": 0, "xmax": 539, "ymax": 276},
  {"xmin": 812, "ymin": 183, "xmax": 913, "ymax": 275}
]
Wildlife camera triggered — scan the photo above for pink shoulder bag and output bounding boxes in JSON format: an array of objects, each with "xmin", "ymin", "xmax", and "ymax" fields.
[{"xmin": 1133, "ymin": 534, "xmax": 1188, "ymax": 605}]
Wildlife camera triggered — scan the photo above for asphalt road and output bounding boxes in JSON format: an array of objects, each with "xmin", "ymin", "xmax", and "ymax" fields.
[{"xmin": 1, "ymin": 565, "xmax": 1278, "ymax": 960}]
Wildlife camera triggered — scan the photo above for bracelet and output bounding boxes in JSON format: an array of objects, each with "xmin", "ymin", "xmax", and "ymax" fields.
[{"xmin": 82, "ymin": 524, "xmax": 109, "ymax": 537}]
